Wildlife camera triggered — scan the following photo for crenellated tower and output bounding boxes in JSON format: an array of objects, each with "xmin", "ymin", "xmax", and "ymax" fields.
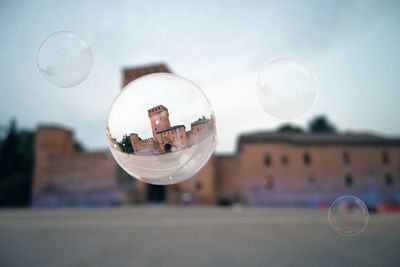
[{"xmin": 148, "ymin": 105, "xmax": 171, "ymax": 141}]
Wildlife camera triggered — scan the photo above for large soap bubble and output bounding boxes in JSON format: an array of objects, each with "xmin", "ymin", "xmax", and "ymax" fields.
[
  {"xmin": 36, "ymin": 31, "xmax": 93, "ymax": 88},
  {"xmin": 107, "ymin": 73, "xmax": 216, "ymax": 185},
  {"xmin": 328, "ymin": 195, "xmax": 369, "ymax": 237},
  {"xmin": 257, "ymin": 58, "xmax": 317, "ymax": 120}
]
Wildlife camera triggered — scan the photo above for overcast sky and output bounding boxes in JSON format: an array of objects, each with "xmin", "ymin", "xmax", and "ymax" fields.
[{"xmin": 1, "ymin": 0, "xmax": 399, "ymax": 153}]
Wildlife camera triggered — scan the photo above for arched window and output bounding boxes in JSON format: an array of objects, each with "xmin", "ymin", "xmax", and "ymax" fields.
[
  {"xmin": 303, "ymin": 152, "xmax": 311, "ymax": 166},
  {"xmin": 382, "ymin": 151, "xmax": 390, "ymax": 165},
  {"xmin": 345, "ymin": 174, "xmax": 353, "ymax": 187},
  {"xmin": 195, "ymin": 182, "xmax": 202, "ymax": 191},
  {"xmin": 342, "ymin": 151, "xmax": 350, "ymax": 165},
  {"xmin": 281, "ymin": 155, "xmax": 289, "ymax": 166},
  {"xmin": 264, "ymin": 154, "xmax": 272, "ymax": 166},
  {"xmin": 385, "ymin": 173, "xmax": 393, "ymax": 187}
]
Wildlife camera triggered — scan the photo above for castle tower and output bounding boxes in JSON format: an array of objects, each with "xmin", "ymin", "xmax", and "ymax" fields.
[
  {"xmin": 122, "ymin": 64, "xmax": 170, "ymax": 87},
  {"xmin": 129, "ymin": 133, "xmax": 139, "ymax": 152},
  {"xmin": 32, "ymin": 126, "xmax": 75, "ymax": 205},
  {"xmin": 148, "ymin": 105, "xmax": 171, "ymax": 141}
]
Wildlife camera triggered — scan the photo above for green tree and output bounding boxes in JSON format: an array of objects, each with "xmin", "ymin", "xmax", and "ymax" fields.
[
  {"xmin": 0, "ymin": 119, "xmax": 34, "ymax": 206},
  {"xmin": 308, "ymin": 115, "xmax": 336, "ymax": 133},
  {"xmin": 277, "ymin": 123, "xmax": 304, "ymax": 133},
  {"xmin": 74, "ymin": 140, "xmax": 85, "ymax": 152},
  {"xmin": 0, "ymin": 120, "xmax": 22, "ymax": 178},
  {"xmin": 120, "ymin": 134, "xmax": 134, "ymax": 154}
]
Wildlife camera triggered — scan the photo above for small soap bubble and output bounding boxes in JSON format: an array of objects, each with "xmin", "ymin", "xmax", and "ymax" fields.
[
  {"xmin": 36, "ymin": 31, "xmax": 93, "ymax": 87},
  {"xmin": 257, "ymin": 58, "xmax": 317, "ymax": 120},
  {"xmin": 328, "ymin": 195, "xmax": 369, "ymax": 237},
  {"xmin": 106, "ymin": 73, "xmax": 216, "ymax": 185}
]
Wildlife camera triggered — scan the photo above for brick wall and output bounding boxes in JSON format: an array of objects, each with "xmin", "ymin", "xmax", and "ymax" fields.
[
  {"xmin": 230, "ymin": 142, "xmax": 400, "ymax": 206},
  {"xmin": 33, "ymin": 126, "xmax": 128, "ymax": 206}
]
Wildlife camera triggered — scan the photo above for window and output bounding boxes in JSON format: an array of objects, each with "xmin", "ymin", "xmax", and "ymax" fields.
[
  {"xmin": 303, "ymin": 152, "xmax": 311, "ymax": 166},
  {"xmin": 308, "ymin": 175, "xmax": 316, "ymax": 184},
  {"xmin": 385, "ymin": 173, "xmax": 393, "ymax": 187},
  {"xmin": 342, "ymin": 151, "xmax": 350, "ymax": 165},
  {"xmin": 281, "ymin": 155, "xmax": 289, "ymax": 166},
  {"xmin": 264, "ymin": 176, "xmax": 274, "ymax": 189},
  {"xmin": 345, "ymin": 174, "xmax": 353, "ymax": 187},
  {"xmin": 195, "ymin": 182, "xmax": 202, "ymax": 191},
  {"xmin": 382, "ymin": 151, "xmax": 390, "ymax": 165},
  {"xmin": 264, "ymin": 154, "xmax": 272, "ymax": 166}
]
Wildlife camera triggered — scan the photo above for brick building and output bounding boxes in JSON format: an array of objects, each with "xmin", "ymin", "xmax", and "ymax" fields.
[
  {"xmin": 217, "ymin": 133, "xmax": 400, "ymax": 207},
  {"xmin": 126, "ymin": 104, "xmax": 213, "ymax": 155},
  {"xmin": 31, "ymin": 64, "xmax": 400, "ymax": 207}
]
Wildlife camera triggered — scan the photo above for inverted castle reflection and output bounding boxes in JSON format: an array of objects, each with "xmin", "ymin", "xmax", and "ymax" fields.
[{"xmin": 108, "ymin": 105, "xmax": 215, "ymax": 155}]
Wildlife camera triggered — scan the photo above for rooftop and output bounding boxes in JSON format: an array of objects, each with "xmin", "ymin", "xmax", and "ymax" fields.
[
  {"xmin": 239, "ymin": 132, "xmax": 400, "ymax": 146},
  {"xmin": 156, "ymin": 125, "xmax": 185, "ymax": 134},
  {"xmin": 122, "ymin": 63, "xmax": 170, "ymax": 87},
  {"xmin": 191, "ymin": 118, "xmax": 212, "ymax": 127},
  {"xmin": 148, "ymin": 105, "xmax": 168, "ymax": 114},
  {"xmin": 37, "ymin": 125, "xmax": 74, "ymax": 135}
]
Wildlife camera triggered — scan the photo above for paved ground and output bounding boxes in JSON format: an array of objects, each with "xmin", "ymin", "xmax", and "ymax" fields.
[{"xmin": 0, "ymin": 206, "xmax": 399, "ymax": 267}]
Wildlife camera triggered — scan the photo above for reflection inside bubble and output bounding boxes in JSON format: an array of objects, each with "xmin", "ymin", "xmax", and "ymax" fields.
[{"xmin": 107, "ymin": 73, "xmax": 216, "ymax": 185}]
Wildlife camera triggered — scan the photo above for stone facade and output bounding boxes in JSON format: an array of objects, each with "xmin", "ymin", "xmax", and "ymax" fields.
[
  {"xmin": 31, "ymin": 64, "xmax": 400, "ymax": 207},
  {"xmin": 32, "ymin": 126, "xmax": 400, "ymax": 207},
  {"xmin": 187, "ymin": 117, "xmax": 215, "ymax": 146},
  {"xmin": 218, "ymin": 132, "xmax": 400, "ymax": 207},
  {"xmin": 32, "ymin": 126, "xmax": 125, "ymax": 206},
  {"xmin": 127, "ymin": 104, "xmax": 213, "ymax": 155}
]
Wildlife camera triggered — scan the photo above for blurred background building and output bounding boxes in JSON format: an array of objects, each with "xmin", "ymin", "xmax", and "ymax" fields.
[{"xmin": 25, "ymin": 64, "xmax": 400, "ymax": 208}]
